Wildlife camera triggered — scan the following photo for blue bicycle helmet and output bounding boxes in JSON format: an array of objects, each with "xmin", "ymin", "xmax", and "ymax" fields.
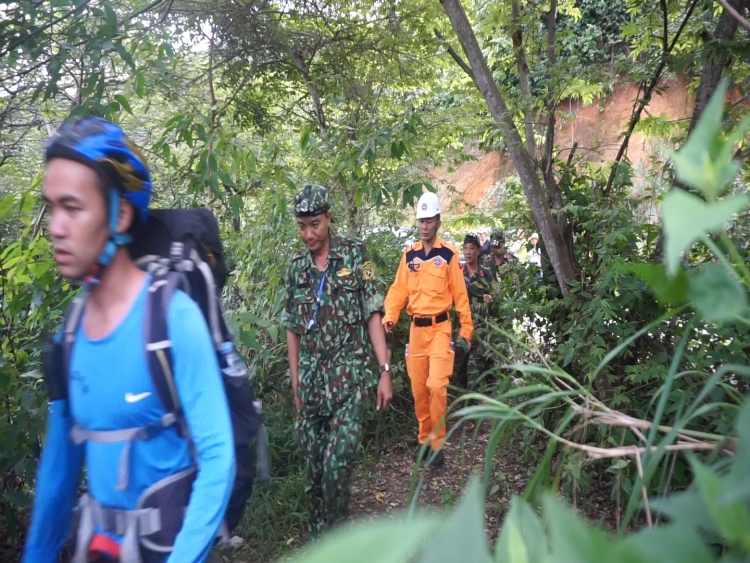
[{"xmin": 45, "ymin": 117, "xmax": 152, "ymax": 279}]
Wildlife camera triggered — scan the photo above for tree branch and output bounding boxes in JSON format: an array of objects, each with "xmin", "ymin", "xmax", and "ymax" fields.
[
  {"xmin": 565, "ymin": 141, "xmax": 579, "ymax": 168},
  {"xmin": 121, "ymin": 0, "xmax": 168, "ymax": 25},
  {"xmin": 542, "ymin": 0, "xmax": 557, "ymax": 178},
  {"xmin": 434, "ymin": 28, "xmax": 474, "ymax": 80},
  {"xmin": 717, "ymin": 0, "xmax": 750, "ymax": 31},
  {"xmin": 511, "ymin": 0, "xmax": 536, "ymax": 157},
  {"xmin": 659, "ymin": 0, "xmax": 669, "ymax": 51},
  {"xmin": 603, "ymin": 0, "xmax": 700, "ymax": 196},
  {"xmin": 0, "ymin": 0, "xmax": 92, "ymax": 59},
  {"xmin": 289, "ymin": 50, "xmax": 328, "ymax": 140}
]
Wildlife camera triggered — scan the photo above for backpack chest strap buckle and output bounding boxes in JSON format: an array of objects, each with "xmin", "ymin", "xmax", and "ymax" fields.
[{"xmin": 69, "ymin": 413, "xmax": 178, "ymax": 490}]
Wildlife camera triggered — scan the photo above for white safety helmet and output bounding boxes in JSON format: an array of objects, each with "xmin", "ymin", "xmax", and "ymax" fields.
[
  {"xmin": 530, "ymin": 232, "xmax": 539, "ymax": 240},
  {"xmin": 416, "ymin": 192, "xmax": 441, "ymax": 219}
]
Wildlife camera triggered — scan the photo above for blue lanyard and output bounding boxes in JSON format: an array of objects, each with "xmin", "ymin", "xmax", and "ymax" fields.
[{"xmin": 307, "ymin": 271, "xmax": 327, "ymax": 331}]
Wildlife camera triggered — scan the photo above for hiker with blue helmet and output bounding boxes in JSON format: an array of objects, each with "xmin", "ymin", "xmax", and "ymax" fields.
[{"xmin": 23, "ymin": 117, "xmax": 235, "ymax": 563}]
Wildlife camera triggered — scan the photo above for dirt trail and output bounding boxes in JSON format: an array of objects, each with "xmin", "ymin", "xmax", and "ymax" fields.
[
  {"xmin": 349, "ymin": 421, "xmax": 518, "ymax": 524},
  {"xmin": 348, "ymin": 420, "xmax": 617, "ymax": 534},
  {"xmin": 227, "ymin": 421, "xmax": 618, "ymax": 563}
]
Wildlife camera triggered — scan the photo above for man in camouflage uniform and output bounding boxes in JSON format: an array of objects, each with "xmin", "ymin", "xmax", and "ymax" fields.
[
  {"xmin": 461, "ymin": 234, "xmax": 496, "ymax": 390},
  {"xmin": 282, "ymin": 184, "xmax": 393, "ymax": 536},
  {"xmin": 483, "ymin": 228, "xmax": 518, "ymax": 279}
]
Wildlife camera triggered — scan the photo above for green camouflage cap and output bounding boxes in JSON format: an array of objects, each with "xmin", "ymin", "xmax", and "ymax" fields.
[
  {"xmin": 490, "ymin": 228, "xmax": 505, "ymax": 246},
  {"xmin": 294, "ymin": 184, "xmax": 331, "ymax": 217}
]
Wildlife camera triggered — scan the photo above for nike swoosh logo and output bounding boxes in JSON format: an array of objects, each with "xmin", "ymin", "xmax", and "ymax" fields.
[{"xmin": 125, "ymin": 392, "xmax": 152, "ymax": 403}]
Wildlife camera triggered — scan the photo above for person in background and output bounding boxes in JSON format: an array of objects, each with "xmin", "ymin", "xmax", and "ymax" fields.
[
  {"xmin": 460, "ymin": 234, "xmax": 495, "ymax": 390},
  {"xmin": 383, "ymin": 192, "xmax": 473, "ymax": 467},
  {"xmin": 483, "ymin": 228, "xmax": 518, "ymax": 280},
  {"xmin": 509, "ymin": 229, "xmax": 528, "ymax": 263},
  {"xmin": 479, "ymin": 230, "xmax": 491, "ymax": 257},
  {"xmin": 283, "ymin": 184, "xmax": 392, "ymax": 536},
  {"xmin": 528, "ymin": 232, "xmax": 541, "ymax": 267}
]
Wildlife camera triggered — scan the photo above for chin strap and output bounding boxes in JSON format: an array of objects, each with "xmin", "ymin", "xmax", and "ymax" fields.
[{"xmin": 82, "ymin": 190, "xmax": 132, "ymax": 287}]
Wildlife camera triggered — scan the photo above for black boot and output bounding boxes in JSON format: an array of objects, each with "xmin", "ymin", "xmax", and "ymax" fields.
[{"xmin": 430, "ymin": 450, "xmax": 444, "ymax": 468}]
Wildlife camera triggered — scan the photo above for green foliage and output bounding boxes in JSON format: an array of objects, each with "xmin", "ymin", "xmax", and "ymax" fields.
[
  {"xmin": 1, "ymin": 0, "xmax": 749, "ymax": 560},
  {"xmin": 662, "ymin": 190, "xmax": 749, "ymax": 276},
  {"xmin": 292, "ymin": 399, "xmax": 750, "ymax": 561},
  {"xmin": 0, "ymin": 187, "xmax": 69, "ymax": 533}
]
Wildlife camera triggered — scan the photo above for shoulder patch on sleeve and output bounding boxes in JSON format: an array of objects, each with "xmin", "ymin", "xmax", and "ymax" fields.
[{"xmin": 362, "ymin": 260, "xmax": 376, "ymax": 280}]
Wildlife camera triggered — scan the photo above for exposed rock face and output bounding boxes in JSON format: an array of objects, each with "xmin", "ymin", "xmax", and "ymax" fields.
[{"xmin": 431, "ymin": 76, "xmax": 694, "ymax": 207}]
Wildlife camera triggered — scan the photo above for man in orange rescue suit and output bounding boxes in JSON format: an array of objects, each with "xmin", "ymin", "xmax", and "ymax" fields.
[{"xmin": 383, "ymin": 192, "xmax": 473, "ymax": 467}]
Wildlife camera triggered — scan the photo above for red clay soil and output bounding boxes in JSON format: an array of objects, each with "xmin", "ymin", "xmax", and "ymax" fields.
[{"xmin": 431, "ymin": 76, "xmax": 695, "ymax": 207}]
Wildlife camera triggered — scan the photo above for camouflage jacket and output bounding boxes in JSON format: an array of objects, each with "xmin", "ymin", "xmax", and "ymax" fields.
[
  {"xmin": 482, "ymin": 252, "xmax": 518, "ymax": 281},
  {"xmin": 282, "ymin": 231, "xmax": 384, "ymax": 405},
  {"xmin": 461, "ymin": 263, "xmax": 495, "ymax": 335}
]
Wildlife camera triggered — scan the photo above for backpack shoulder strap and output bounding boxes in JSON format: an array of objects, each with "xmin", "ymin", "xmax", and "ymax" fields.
[
  {"xmin": 185, "ymin": 243, "xmax": 223, "ymax": 348},
  {"xmin": 42, "ymin": 330, "xmax": 66, "ymax": 401},
  {"xmin": 43, "ymin": 291, "xmax": 88, "ymax": 411},
  {"xmin": 145, "ymin": 272, "xmax": 191, "ymax": 439}
]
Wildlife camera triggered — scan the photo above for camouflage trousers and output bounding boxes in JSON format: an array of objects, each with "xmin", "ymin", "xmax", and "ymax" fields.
[
  {"xmin": 466, "ymin": 339, "xmax": 492, "ymax": 391},
  {"xmin": 295, "ymin": 390, "xmax": 364, "ymax": 536}
]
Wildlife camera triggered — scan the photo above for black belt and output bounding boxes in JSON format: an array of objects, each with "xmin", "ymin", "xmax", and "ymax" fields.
[{"xmin": 412, "ymin": 312, "xmax": 449, "ymax": 327}]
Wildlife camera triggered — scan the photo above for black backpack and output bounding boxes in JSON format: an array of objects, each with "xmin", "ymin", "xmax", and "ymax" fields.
[
  {"xmin": 129, "ymin": 208, "xmax": 267, "ymax": 531},
  {"xmin": 44, "ymin": 208, "xmax": 267, "ymax": 538}
]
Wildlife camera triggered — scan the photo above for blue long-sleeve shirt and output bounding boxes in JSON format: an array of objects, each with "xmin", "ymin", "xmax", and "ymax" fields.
[{"xmin": 23, "ymin": 277, "xmax": 236, "ymax": 563}]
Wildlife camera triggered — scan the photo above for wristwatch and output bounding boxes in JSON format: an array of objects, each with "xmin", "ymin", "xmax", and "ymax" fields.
[{"xmin": 380, "ymin": 363, "xmax": 391, "ymax": 374}]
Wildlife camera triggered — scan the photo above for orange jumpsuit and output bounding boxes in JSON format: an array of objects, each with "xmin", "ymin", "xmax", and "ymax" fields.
[{"xmin": 384, "ymin": 238, "xmax": 473, "ymax": 449}]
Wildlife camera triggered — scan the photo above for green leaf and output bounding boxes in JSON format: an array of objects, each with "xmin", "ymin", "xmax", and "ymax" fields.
[
  {"xmin": 114, "ymin": 94, "xmax": 132, "ymax": 114},
  {"xmin": 286, "ymin": 514, "xmax": 442, "ymax": 563},
  {"xmin": 134, "ymin": 72, "xmax": 145, "ymax": 98},
  {"xmin": 300, "ymin": 124, "xmax": 311, "ymax": 150},
  {"xmin": 230, "ymin": 195, "xmax": 243, "ymax": 217},
  {"xmin": 728, "ymin": 401, "xmax": 750, "ymax": 496},
  {"xmin": 543, "ymin": 494, "xmax": 610, "ymax": 563},
  {"xmin": 238, "ymin": 312, "xmax": 271, "ymax": 328},
  {"xmin": 2, "ymin": 491, "xmax": 31, "ymax": 507},
  {"xmin": 668, "ymin": 79, "xmax": 750, "ymax": 199},
  {"xmin": 268, "ymin": 324, "xmax": 279, "ymax": 344},
  {"xmin": 626, "ymin": 263, "xmax": 689, "ymax": 305},
  {"xmin": 0, "ymin": 195, "xmax": 17, "ymax": 219},
  {"xmin": 496, "ymin": 497, "xmax": 549, "ymax": 563},
  {"xmin": 418, "ymin": 476, "xmax": 492, "ymax": 563},
  {"xmin": 114, "ymin": 43, "xmax": 134, "ymax": 68},
  {"xmin": 103, "ymin": 3, "xmax": 118, "ymax": 27},
  {"xmin": 662, "ymin": 190, "xmax": 750, "ymax": 275},
  {"xmin": 614, "ymin": 524, "xmax": 713, "ymax": 563},
  {"xmin": 562, "ymin": 346, "xmax": 575, "ymax": 366},
  {"xmin": 690, "ymin": 457, "xmax": 750, "ymax": 551},
  {"xmin": 687, "ymin": 264, "xmax": 748, "ymax": 323},
  {"xmin": 503, "ymin": 519, "xmax": 529, "ymax": 563},
  {"xmin": 48, "ymin": 57, "xmax": 61, "ymax": 78},
  {"xmin": 161, "ymin": 41, "xmax": 175, "ymax": 59},
  {"xmin": 239, "ymin": 327, "xmax": 261, "ymax": 351},
  {"xmin": 390, "ymin": 141, "xmax": 403, "ymax": 159}
]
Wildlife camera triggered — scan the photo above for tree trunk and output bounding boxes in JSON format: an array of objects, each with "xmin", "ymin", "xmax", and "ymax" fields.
[
  {"xmin": 440, "ymin": 0, "xmax": 576, "ymax": 294},
  {"xmin": 688, "ymin": 0, "xmax": 746, "ymax": 134},
  {"xmin": 540, "ymin": 0, "xmax": 558, "ymax": 197}
]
